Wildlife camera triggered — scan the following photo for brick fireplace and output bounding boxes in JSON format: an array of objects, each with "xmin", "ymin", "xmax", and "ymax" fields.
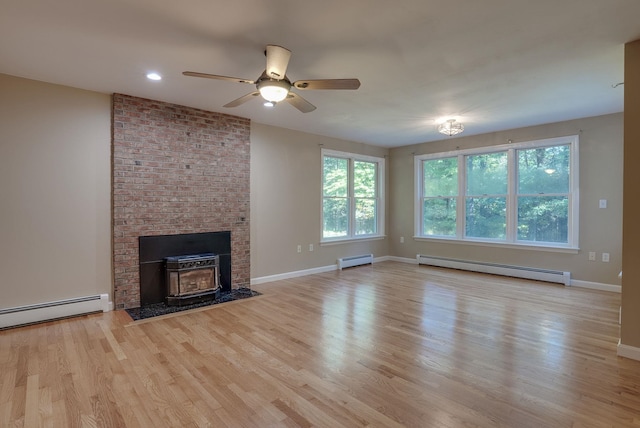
[{"xmin": 112, "ymin": 94, "xmax": 250, "ymax": 309}]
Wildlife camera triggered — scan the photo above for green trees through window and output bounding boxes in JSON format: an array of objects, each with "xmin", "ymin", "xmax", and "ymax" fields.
[
  {"xmin": 466, "ymin": 152, "xmax": 508, "ymax": 239},
  {"xmin": 422, "ymin": 157, "xmax": 457, "ymax": 236},
  {"xmin": 323, "ymin": 150, "xmax": 384, "ymax": 240},
  {"xmin": 517, "ymin": 145, "xmax": 570, "ymax": 243},
  {"xmin": 322, "ymin": 156, "xmax": 349, "ymax": 238},
  {"xmin": 416, "ymin": 136, "xmax": 577, "ymax": 248}
]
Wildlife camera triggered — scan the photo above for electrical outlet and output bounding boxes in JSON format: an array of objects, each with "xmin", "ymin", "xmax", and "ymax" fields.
[
  {"xmin": 297, "ymin": 245, "xmax": 302, "ymax": 253},
  {"xmin": 602, "ymin": 252, "xmax": 610, "ymax": 263},
  {"xmin": 309, "ymin": 244, "xmax": 314, "ymax": 252},
  {"xmin": 599, "ymin": 199, "xmax": 607, "ymax": 209},
  {"xmin": 400, "ymin": 236, "xmax": 404, "ymax": 243},
  {"xmin": 588, "ymin": 252, "xmax": 596, "ymax": 261}
]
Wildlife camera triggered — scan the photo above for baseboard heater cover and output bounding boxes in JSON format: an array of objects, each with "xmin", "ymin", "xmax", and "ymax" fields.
[
  {"xmin": 0, "ymin": 294, "xmax": 110, "ymax": 329},
  {"xmin": 338, "ymin": 254, "xmax": 374, "ymax": 270},
  {"xmin": 416, "ymin": 255, "xmax": 571, "ymax": 286}
]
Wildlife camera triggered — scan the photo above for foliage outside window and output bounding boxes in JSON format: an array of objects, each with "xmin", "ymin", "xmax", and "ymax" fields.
[
  {"xmin": 323, "ymin": 149, "xmax": 385, "ymax": 241},
  {"xmin": 415, "ymin": 136, "xmax": 578, "ymax": 249},
  {"xmin": 465, "ymin": 152, "xmax": 508, "ymax": 240},
  {"xmin": 422, "ymin": 157, "xmax": 458, "ymax": 236}
]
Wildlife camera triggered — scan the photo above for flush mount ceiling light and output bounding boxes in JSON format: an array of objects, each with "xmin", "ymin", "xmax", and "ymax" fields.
[
  {"xmin": 438, "ymin": 119, "xmax": 464, "ymax": 137},
  {"xmin": 146, "ymin": 72, "xmax": 162, "ymax": 81}
]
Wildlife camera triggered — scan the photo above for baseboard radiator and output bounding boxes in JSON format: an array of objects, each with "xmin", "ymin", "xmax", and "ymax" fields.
[
  {"xmin": 417, "ymin": 255, "xmax": 571, "ymax": 286},
  {"xmin": 338, "ymin": 254, "xmax": 374, "ymax": 270},
  {"xmin": 0, "ymin": 294, "xmax": 110, "ymax": 330}
]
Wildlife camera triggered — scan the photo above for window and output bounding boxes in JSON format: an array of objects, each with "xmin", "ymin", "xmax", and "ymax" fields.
[
  {"xmin": 415, "ymin": 136, "xmax": 578, "ymax": 249},
  {"xmin": 516, "ymin": 144, "xmax": 571, "ymax": 243},
  {"xmin": 465, "ymin": 152, "xmax": 508, "ymax": 240},
  {"xmin": 422, "ymin": 157, "xmax": 458, "ymax": 236},
  {"xmin": 322, "ymin": 149, "xmax": 385, "ymax": 241}
]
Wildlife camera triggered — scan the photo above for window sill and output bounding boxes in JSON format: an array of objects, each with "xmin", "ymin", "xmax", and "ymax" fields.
[
  {"xmin": 412, "ymin": 236, "xmax": 579, "ymax": 254},
  {"xmin": 320, "ymin": 235, "xmax": 386, "ymax": 246}
]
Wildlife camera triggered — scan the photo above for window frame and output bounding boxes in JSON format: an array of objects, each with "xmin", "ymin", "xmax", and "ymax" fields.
[
  {"xmin": 414, "ymin": 135, "xmax": 579, "ymax": 251},
  {"xmin": 321, "ymin": 149, "xmax": 385, "ymax": 243}
]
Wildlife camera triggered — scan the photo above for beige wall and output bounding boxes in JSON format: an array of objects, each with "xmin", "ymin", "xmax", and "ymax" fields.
[
  {"xmin": 621, "ymin": 40, "xmax": 640, "ymax": 348},
  {"xmin": 389, "ymin": 113, "xmax": 623, "ymax": 285},
  {"xmin": 0, "ymin": 74, "xmax": 112, "ymax": 308},
  {"xmin": 0, "ymin": 72, "xmax": 625, "ymax": 311},
  {"xmin": 250, "ymin": 122, "xmax": 390, "ymax": 278}
]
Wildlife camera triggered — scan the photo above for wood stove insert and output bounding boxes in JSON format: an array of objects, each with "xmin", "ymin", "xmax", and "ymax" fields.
[{"xmin": 165, "ymin": 253, "xmax": 220, "ymax": 305}]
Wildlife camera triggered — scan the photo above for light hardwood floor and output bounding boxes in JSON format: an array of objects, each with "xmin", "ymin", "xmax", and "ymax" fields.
[{"xmin": 2, "ymin": 261, "xmax": 639, "ymax": 427}]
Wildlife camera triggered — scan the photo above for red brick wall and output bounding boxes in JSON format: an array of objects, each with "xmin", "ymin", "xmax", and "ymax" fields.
[{"xmin": 112, "ymin": 94, "xmax": 250, "ymax": 309}]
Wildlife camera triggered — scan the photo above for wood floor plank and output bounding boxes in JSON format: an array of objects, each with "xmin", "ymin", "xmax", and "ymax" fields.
[
  {"xmin": 23, "ymin": 374, "xmax": 39, "ymax": 427},
  {"xmin": 1, "ymin": 261, "xmax": 640, "ymax": 427},
  {"xmin": 38, "ymin": 386, "xmax": 53, "ymax": 426}
]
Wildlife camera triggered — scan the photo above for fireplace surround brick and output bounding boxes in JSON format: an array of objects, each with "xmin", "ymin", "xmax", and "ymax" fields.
[{"xmin": 112, "ymin": 94, "xmax": 250, "ymax": 309}]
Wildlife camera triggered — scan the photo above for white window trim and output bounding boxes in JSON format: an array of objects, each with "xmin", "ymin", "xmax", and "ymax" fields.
[
  {"xmin": 322, "ymin": 149, "xmax": 386, "ymax": 243},
  {"xmin": 414, "ymin": 135, "xmax": 579, "ymax": 250}
]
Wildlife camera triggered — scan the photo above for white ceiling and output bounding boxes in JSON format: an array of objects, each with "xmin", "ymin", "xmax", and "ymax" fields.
[{"xmin": 1, "ymin": 0, "xmax": 639, "ymax": 148}]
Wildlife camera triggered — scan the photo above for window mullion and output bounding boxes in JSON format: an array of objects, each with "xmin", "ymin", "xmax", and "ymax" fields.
[
  {"xmin": 569, "ymin": 140, "xmax": 579, "ymax": 247},
  {"xmin": 506, "ymin": 148, "xmax": 517, "ymax": 242},
  {"xmin": 415, "ymin": 159, "xmax": 423, "ymax": 237},
  {"xmin": 457, "ymin": 154, "xmax": 465, "ymax": 239},
  {"xmin": 348, "ymin": 159, "xmax": 354, "ymax": 238}
]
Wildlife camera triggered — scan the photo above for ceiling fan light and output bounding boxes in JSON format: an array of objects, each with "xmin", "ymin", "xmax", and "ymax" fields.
[
  {"xmin": 258, "ymin": 79, "xmax": 290, "ymax": 102},
  {"xmin": 438, "ymin": 119, "xmax": 464, "ymax": 137}
]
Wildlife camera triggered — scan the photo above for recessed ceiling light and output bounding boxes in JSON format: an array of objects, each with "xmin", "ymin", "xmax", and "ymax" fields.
[{"xmin": 146, "ymin": 72, "xmax": 162, "ymax": 81}]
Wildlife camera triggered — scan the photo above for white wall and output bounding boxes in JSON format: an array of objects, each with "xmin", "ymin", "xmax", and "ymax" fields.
[{"xmin": 0, "ymin": 74, "xmax": 112, "ymax": 308}]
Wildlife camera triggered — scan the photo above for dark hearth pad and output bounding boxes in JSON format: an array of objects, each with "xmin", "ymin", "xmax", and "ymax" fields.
[{"xmin": 125, "ymin": 288, "xmax": 261, "ymax": 321}]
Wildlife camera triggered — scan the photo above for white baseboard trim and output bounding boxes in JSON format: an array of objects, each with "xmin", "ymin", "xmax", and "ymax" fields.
[
  {"xmin": 252, "ymin": 256, "xmax": 399, "ymax": 285},
  {"xmin": 385, "ymin": 256, "xmax": 418, "ymax": 264},
  {"xmin": 0, "ymin": 294, "xmax": 111, "ymax": 329},
  {"xmin": 617, "ymin": 340, "xmax": 640, "ymax": 361},
  {"xmin": 570, "ymin": 280, "xmax": 621, "ymax": 293},
  {"xmin": 251, "ymin": 264, "xmax": 338, "ymax": 285}
]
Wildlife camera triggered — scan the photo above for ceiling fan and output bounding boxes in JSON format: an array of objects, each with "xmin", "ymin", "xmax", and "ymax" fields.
[{"xmin": 183, "ymin": 45, "xmax": 361, "ymax": 113}]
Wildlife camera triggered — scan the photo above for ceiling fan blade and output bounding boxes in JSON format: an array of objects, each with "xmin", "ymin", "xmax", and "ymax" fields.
[
  {"xmin": 224, "ymin": 92, "xmax": 260, "ymax": 108},
  {"xmin": 183, "ymin": 71, "xmax": 255, "ymax": 85},
  {"xmin": 265, "ymin": 45, "xmax": 292, "ymax": 80},
  {"xmin": 293, "ymin": 78, "xmax": 361, "ymax": 90},
  {"xmin": 285, "ymin": 92, "xmax": 316, "ymax": 113}
]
